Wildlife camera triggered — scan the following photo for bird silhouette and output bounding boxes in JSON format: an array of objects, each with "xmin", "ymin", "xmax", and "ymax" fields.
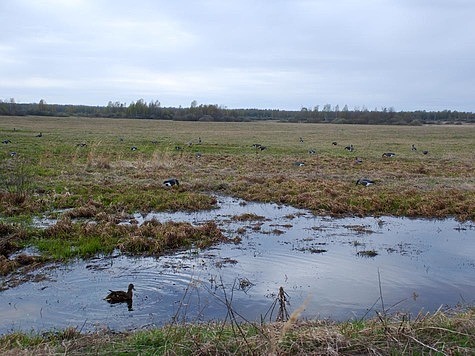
[{"xmin": 105, "ymin": 284, "xmax": 134, "ymax": 303}]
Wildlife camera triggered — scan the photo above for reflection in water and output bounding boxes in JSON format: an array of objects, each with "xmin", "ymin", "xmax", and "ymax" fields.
[
  {"xmin": 105, "ymin": 298, "xmax": 134, "ymax": 312},
  {"xmin": 0, "ymin": 196, "xmax": 474, "ymax": 334}
]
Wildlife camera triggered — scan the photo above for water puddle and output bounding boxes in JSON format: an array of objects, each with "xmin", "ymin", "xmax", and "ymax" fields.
[{"xmin": 1, "ymin": 196, "xmax": 474, "ymax": 334}]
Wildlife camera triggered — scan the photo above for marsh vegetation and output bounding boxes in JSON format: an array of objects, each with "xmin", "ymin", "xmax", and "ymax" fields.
[{"xmin": 1, "ymin": 116, "xmax": 474, "ymax": 354}]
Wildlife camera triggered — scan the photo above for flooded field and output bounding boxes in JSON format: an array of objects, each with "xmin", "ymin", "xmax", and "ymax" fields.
[{"xmin": 1, "ymin": 196, "xmax": 474, "ymax": 334}]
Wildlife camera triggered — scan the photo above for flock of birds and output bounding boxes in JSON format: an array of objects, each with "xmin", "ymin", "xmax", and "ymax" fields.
[
  {"xmin": 100, "ymin": 138, "xmax": 432, "ymax": 307},
  {"xmin": 2, "ymin": 132, "xmax": 183, "ymax": 189},
  {"xmin": 2, "ymin": 132, "xmax": 430, "ymax": 192},
  {"xmin": 2, "ymin": 131, "xmax": 434, "ymax": 307},
  {"xmin": 249, "ymin": 137, "xmax": 430, "ymax": 187},
  {"xmin": 4, "ymin": 131, "xmax": 431, "ymax": 190},
  {"xmin": 2, "ymin": 132, "xmax": 43, "ymax": 157}
]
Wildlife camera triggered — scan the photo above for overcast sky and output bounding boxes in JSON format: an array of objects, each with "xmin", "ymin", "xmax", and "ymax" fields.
[{"xmin": 1, "ymin": 0, "xmax": 474, "ymax": 112}]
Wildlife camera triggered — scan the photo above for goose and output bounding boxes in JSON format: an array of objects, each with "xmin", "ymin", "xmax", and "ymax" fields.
[
  {"xmin": 411, "ymin": 144, "xmax": 417, "ymax": 151},
  {"xmin": 332, "ymin": 141, "xmax": 338, "ymax": 146},
  {"xmin": 422, "ymin": 150, "xmax": 429, "ymax": 155},
  {"xmin": 2, "ymin": 139, "xmax": 11, "ymax": 144},
  {"xmin": 164, "ymin": 178, "xmax": 179, "ymax": 187},
  {"xmin": 195, "ymin": 152, "xmax": 202, "ymax": 158},
  {"xmin": 354, "ymin": 157, "xmax": 363, "ymax": 164},
  {"xmin": 36, "ymin": 132, "xmax": 42, "ymax": 137},
  {"xmin": 308, "ymin": 149, "xmax": 316, "ymax": 155},
  {"xmin": 345, "ymin": 144, "xmax": 354, "ymax": 152},
  {"xmin": 76, "ymin": 143, "xmax": 87, "ymax": 147},
  {"xmin": 105, "ymin": 284, "xmax": 134, "ymax": 303},
  {"xmin": 10, "ymin": 151, "xmax": 17, "ymax": 157},
  {"xmin": 382, "ymin": 152, "xmax": 396, "ymax": 158},
  {"xmin": 252, "ymin": 143, "xmax": 267, "ymax": 152},
  {"xmin": 293, "ymin": 161, "xmax": 305, "ymax": 167},
  {"xmin": 356, "ymin": 178, "xmax": 375, "ymax": 186},
  {"xmin": 299, "ymin": 137, "xmax": 304, "ymax": 143},
  {"xmin": 131, "ymin": 146, "xmax": 138, "ymax": 151}
]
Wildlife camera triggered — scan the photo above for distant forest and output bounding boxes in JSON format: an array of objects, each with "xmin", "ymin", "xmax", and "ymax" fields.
[{"xmin": 1, "ymin": 98, "xmax": 474, "ymax": 125}]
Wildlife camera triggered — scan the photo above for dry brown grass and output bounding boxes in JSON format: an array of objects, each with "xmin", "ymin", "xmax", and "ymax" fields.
[
  {"xmin": 117, "ymin": 220, "xmax": 228, "ymax": 254},
  {"xmin": 0, "ymin": 307, "xmax": 473, "ymax": 355}
]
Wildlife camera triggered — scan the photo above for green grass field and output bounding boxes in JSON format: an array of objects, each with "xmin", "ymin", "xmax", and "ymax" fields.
[{"xmin": 1, "ymin": 116, "xmax": 474, "ymax": 219}]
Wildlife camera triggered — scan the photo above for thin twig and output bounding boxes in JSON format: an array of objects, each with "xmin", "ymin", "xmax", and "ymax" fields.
[
  {"xmin": 378, "ymin": 268, "xmax": 385, "ymax": 315},
  {"xmin": 401, "ymin": 333, "xmax": 446, "ymax": 355}
]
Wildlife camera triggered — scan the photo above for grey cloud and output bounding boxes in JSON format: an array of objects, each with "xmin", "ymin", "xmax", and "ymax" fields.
[{"xmin": 0, "ymin": 0, "xmax": 474, "ymax": 111}]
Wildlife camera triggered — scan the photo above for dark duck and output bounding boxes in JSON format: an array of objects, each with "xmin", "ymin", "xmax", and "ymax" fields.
[{"xmin": 105, "ymin": 283, "xmax": 134, "ymax": 304}]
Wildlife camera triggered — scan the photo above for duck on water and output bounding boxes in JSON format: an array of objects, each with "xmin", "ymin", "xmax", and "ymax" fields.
[{"xmin": 105, "ymin": 284, "xmax": 135, "ymax": 311}]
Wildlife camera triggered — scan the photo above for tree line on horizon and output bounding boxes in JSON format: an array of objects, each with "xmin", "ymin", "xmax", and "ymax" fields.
[{"xmin": 1, "ymin": 98, "xmax": 473, "ymax": 125}]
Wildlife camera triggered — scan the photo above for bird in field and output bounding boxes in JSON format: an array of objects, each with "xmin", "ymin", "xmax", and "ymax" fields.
[
  {"xmin": 36, "ymin": 132, "xmax": 42, "ymax": 137},
  {"xmin": 411, "ymin": 144, "xmax": 417, "ymax": 151},
  {"xmin": 105, "ymin": 284, "xmax": 135, "ymax": 303},
  {"xmin": 2, "ymin": 139, "xmax": 11, "ymax": 144},
  {"xmin": 332, "ymin": 141, "xmax": 338, "ymax": 146},
  {"xmin": 354, "ymin": 157, "xmax": 363, "ymax": 164},
  {"xmin": 164, "ymin": 178, "xmax": 179, "ymax": 187},
  {"xmin": 422, "ymin": 150, "xmax": 429, "ymax": 155},
  {"xmin": 299, "ymin": 137, "xmax": 304, "ymax": 143},
  {"xmin": 308, "ymin": 149, "xmax": 316, "ymax": 155},
  {"xmin": 10, "ymin": 151, "xmax": 17, "ymax": 157},
  {"xmin": 252, "ymin": 143, "xmax": 267, "ymax": 153},
  {"xmin": 356, "ymin": 178, "xmax": 375, "ymax": 186},
  {"xmin": 382, "ymin": 152, "xmax": 396, "ymax": 158},
  {"xmin": 345, "ymin": 144, "xmax": 354, "ymax": 152},
  {"xmin": 293, "ymin": 161, "xmax": 305, "ymax": 167},
  {"xmin": 131, "ymin": 146, "xmax": 138, "ymax": 151}
]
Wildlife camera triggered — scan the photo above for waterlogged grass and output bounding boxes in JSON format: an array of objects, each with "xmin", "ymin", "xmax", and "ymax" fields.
[
  {"xmin": 33, "ymin": 218, "xmax": 227, "ymax": 260},
  {"xmin": 0, "ymin": 308, "xmax": 473, "ymax": 354},
  {"xmin": 1, "ymin": 216, "xmax": 226, "ymax": 280}
]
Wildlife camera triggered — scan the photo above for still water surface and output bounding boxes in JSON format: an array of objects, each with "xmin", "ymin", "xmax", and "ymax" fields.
[{"xmin": 1, "ymin": 196, "xmax": 474, "ymax": 334}]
